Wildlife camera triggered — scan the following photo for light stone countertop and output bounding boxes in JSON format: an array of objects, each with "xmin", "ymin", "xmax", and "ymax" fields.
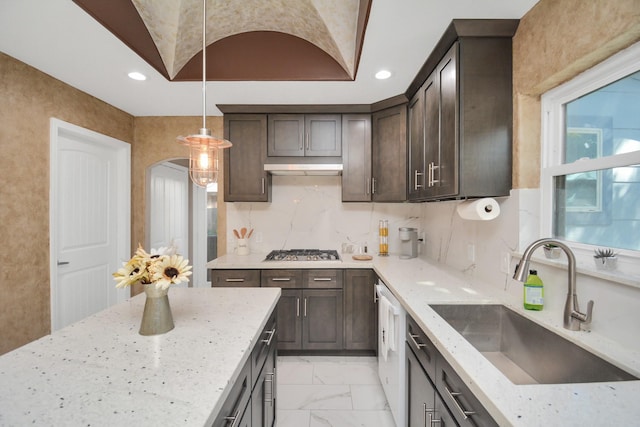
[
  {"xmin": 0, "ymin": 287, "xmax": 280, "ymax": 427},
  {"xmin": 208, "ymin": 252, "xmax": 640, "ymax": 426}
]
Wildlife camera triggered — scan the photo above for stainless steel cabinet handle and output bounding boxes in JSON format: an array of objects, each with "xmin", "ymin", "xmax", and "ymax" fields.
[
  {"xmin": 371, "ymin": 177, "xmax": 376, "ymax": 194},
  {"xmin": 225, "ymin": 278, "xmax": 245, "ymax": 282},
  {"xmin": 373, "ymin": 286, "xmax": 378, "ymax": 303},
  {"xmin": 414, "ymin": 170, "xmax": 424, "ymax": 189},
  {"xmin": 264, "ymin": 373, "xmax": 274, "ymax": 405},
  {"xmin": 224, "ymin": 409, "xmax": 241, "ymax": 427},
  {"xmin": 444, "ymin": 385, "xmax": 476, "ymax": 420},
  {"xmin": 271, "ymin": 277, "xmax": 291, "ymax": 282},
  {"xmin": 313, "ymin": 277, "xmax": 332, "ymax": 281},
  {"xmin": 366, "ymin": 178, "xmax": 370, "ymax": 195},
  {"xmin": 409, "ymin": 333, "xmax": 427, "ymax": 349},
  {"xmin": 296, "ymin": 298, "xmax": 300, "ymax": 317},
  {"xmin": 306, "ymin": 131, "xmax": 310, "ymax": 151},
  {"xmin": 261, "ymin": 177, "xmax": 265, "ymax": 194},
  {"xmin": 261, "ymin": 328, "xmax": 276, "ymax": 345},
  {"xmin": 303, "ymin": 298, "xmax": 307, "ymax": 317},
  {"xmin": 57, "ymin": 261, "xmax": 70, "ymax": 266}
]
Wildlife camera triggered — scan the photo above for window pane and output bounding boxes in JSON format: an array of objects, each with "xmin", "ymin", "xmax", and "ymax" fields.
[
  {"xmin": 554, "ymin": 165, "xmax": 640, "ymax": 251},
  {"xmin": 565, "ymin": 71, "xmax": 640, "ymax": 163}
]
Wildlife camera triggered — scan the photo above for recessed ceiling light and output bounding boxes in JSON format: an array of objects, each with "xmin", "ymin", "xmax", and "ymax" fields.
[
  {"xmin": 128, "ymin": 71, "xmax": 147, "ymax": 81},
  {"xmin": 375, "ymin": 70, "xmax": 392, "ymax": 80}
]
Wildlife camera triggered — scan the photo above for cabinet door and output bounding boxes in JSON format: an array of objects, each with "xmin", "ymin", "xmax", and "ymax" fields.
[
  {"xmin": 344, "ymin": 270, "xmax": 376, "ymax": 351},
  {"xmin": 341, "ymin": 114, "xmax": 372, "ymax": 202},
  {"xmin": 276, "ymin": 289, "xmax": 302, "ymax": 351},
  {"xmin": 268, "ymin": 114, "xmax": 305, "ymax": 156},
  {"xmin": 434, "ymin": 44, "xmax": 459, "ymax": 198},
  {"xmin": 423, "ymin": 72, "xmax": 440, "ymax": 199},
  {"xmin": 224, "ymin": 114, "xmax": 270, "ymax": 202},
  {"xmin": 372, "ymin": 105, "xmax": 407, "ymax": 202},
  {"xmin": 210, "ymin": 269, "xmax": 260, "ymax": 287},
  {"xmin": 302, "ymin": 289, "xmax": 344, "ymax": 350},
  {"xmin": 406, "ymin": 343, "xmax": 437, "ymax": 427},
  {"xmin": 252, "ymin": 343, "xmax": 277, "ymax": 427},
  {"xmin": 408, "ymin": 89, "xmax": 425, "ymax": 200},
  {"xmin": 305, "ymin": 114, "xmax": 342, "ymax": 156}
]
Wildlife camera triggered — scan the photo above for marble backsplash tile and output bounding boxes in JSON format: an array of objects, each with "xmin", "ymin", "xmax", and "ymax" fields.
[{"xmin": 226, "ymin": 176, "xmax": 421, "ymax": 256}]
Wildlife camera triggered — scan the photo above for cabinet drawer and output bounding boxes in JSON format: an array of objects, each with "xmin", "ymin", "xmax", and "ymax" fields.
[
  {"xmin": 406, "ymin": 315, "xmax": 437, "ymax": 381},
  {"xmin": 210, "ymin": 356, "xmax": 252, "ymax": 427},
  {"xmin": 251, "ymin": 310, "xmax": 277, "ymax": 381},
  {"xmin": 211, "ymin": 270, "xmax": 260, "ymax": 287},
  {"xmin": 437, "ymin": 353, "xmax": 498, "ymax": 427},
  {"xmin": 261, "ymin": 270, "xmax": 303, "ymax": 288},
  {"xmin": 304, "ymin": 269, "xmax": 343, "ymax": 289}
]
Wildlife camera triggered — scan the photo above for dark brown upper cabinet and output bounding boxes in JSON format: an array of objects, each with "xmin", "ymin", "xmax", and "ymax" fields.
[
  {"xmin": 268, "ymin": 114, "xmax": 342, "ymax": 157},
  {"xmin": 372, "ymin": 104, "xmax": 407, "ymax": 202},
  {"xmin": 341, "ymin": 114, "xmax": 372, "ymax": 202},
  {"xmin": 407, "ymin": 19, "xmax": 517, "ymax": 201},
  {"xmin": 224, "ymin": 114, "xmax": 271, "ymax": 202}
]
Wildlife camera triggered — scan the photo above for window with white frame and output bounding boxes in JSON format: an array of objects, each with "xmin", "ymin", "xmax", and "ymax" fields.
[{"xmin": 541, "ymin": 42, "xmax": 640, "ymax": 254}]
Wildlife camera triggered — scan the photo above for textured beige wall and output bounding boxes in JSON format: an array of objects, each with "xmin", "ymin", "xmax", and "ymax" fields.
[
  {"xmin": 0, "ymin": 53, "xmax": 134, "ymax": 355},
  {"xmin": 131, "ymin": 116, "xmax": 226, "ymax": 295},
  {"xmin": 512, "ymin": 0, "xmax": 640, "ymax": 188}
]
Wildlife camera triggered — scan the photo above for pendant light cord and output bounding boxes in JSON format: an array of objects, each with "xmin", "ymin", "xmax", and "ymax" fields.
[{"xmin": 201, "ymin": 0, "xmax": 207, "ymax": 131}]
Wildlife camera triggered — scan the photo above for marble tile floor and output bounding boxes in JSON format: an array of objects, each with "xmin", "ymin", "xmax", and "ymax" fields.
[{"xmin": 276, "ymin": 356, "xmax": 397, "ymax": 427}]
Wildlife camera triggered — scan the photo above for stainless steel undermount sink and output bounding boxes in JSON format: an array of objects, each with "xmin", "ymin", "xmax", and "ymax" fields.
[{"xmin": 429, "ymin": 304, "xmax": 637, "ymax": 385}]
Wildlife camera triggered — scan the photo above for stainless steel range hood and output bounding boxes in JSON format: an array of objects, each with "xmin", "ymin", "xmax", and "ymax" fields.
[{"xmin": 264, "ymin": 163, "xmax": 343, "ymax": 176}]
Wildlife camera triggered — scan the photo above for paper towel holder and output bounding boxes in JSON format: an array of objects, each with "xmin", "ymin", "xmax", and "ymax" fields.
[{"xmin": 456, "ymin": 197, "xmax": 501, "ymax": 221}]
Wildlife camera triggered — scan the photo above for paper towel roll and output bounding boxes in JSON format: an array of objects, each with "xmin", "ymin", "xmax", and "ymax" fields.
[{"xmin": 456, "ymin": 198, "xmax": 500, "ymax": 220}]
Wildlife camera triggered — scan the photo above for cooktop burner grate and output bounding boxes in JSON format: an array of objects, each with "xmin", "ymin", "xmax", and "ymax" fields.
[{"xmin": 264, "ymin": 249, "xmax": 340, "ymax": 261}]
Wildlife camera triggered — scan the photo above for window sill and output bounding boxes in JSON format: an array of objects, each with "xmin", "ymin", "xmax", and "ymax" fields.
[{"xmin": 512, "ymin": 253, "xmax": 640, "ymax": 290}]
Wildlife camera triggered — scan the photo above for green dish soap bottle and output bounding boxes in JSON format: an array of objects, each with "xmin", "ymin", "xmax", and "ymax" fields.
[{"xmin": 523, "ymin": 269, "xmax": 544, "ymax": 310}]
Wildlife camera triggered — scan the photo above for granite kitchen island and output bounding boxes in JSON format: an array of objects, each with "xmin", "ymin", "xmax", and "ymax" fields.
[{"xmin": 0, "ymin": 287, "xmax": 280, "ymax": 426}]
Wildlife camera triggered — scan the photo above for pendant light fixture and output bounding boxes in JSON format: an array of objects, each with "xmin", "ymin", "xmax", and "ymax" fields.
[{"xmin": 177, "ymin": 0, "xmax": 232, "ymax": 187}]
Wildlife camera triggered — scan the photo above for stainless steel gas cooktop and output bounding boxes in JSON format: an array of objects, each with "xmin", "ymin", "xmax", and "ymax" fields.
[{"xmin": 264, "ymin": 249, "xmax": 340, "ymax": 262}]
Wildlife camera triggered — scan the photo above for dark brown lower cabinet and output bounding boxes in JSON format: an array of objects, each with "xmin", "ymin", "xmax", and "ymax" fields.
[
  {"xmin": 276, "ymin": 289, "xmax": 303, "ymax": 350},
  {"xmin": 344, "ymin": 269, "xmax": 377, "ymax": 351},
  {"xmin": 406, "ymin": 316, "xmax": 497, "ymax": 427},
  {"xmin": 252, "ymin": 343, "xmax": 276, "ymax": 427},
  {"xmin": 406, "ymin": 342, "xmax": 457, "ymax": 427},
  {"xmin": 302, "ymin": 289, "xmax": 343, "ymax": 350},
  {"xmin": 276, "ymin": 288, "xmax": 343, "ymax": 351}
]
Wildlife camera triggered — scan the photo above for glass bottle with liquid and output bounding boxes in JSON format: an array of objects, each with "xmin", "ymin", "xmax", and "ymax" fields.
[{"xmin": 379, "ymin": 220, "xmax": 389, "ymax": 256}]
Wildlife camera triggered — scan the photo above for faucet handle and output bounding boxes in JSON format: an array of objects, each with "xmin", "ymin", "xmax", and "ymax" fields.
[{"xmin": 584, "ymin": 300, "xmax": 594, "ymax": 324}]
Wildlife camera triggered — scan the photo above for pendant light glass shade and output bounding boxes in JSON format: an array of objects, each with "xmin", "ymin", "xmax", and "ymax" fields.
[{"xmin": 176, "ymin": 0, "xmax": 231, "ymax": 188}]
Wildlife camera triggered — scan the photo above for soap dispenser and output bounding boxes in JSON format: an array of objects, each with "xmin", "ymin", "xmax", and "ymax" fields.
[{"xmin": 524, "ymin": 269, "xmax": 544, "ymax": 310}]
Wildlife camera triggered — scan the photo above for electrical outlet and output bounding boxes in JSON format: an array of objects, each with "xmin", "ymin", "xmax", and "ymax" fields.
[
  {"xmin": 255, "ymin": 232, "xmax": 263, "ymax": 243},
  {"xmin": 418, "ymin": 231, "xmax": 426, "ymax": 244},
  {"xmin": 500, "ymin": 252, "xmax": 511, "ymax": 273},
  {"xmin": 467, "ymin": 243, "xmax": 475, "ymax": 262}
]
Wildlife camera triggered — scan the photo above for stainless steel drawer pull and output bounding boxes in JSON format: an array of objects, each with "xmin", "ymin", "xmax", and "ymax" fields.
[
  {"xmin": 224, "ymin": 409, "xmax": 240, "ymax": 427},
  {"xmin": 372, "ymin": 177, "xmax": 376, "ymax": 194},
  {"xmin": 444, "ymin": 385, "xmax": 476, "ymax": 420},
  {"xmin": 261, "ymin": 328, "xmax": 276, "ymax": 346},
  {"xmin": 409, "ymin": 333, "xmax": 427, "ymax": 349},
  {"xmin": 313, "ymin": 277, "xmax": 332, "ymax": 281},
  {"xmin": 271, "ymin": 277, "xmax": 291, "ymax": 282},
  {"xmin": 296, "ymin": 298, "xmax": 300, "ymax": 317},
  {"xmin": 57, "ymin": 261, "xmax": 70, "ymax": 266},
  {"xmin": 225, "ymin": 278, "xmax": 245, "ymax": 282},
  {"xmin": 304, "ymin": 298, "xmax": 307, "ymax": 317}
]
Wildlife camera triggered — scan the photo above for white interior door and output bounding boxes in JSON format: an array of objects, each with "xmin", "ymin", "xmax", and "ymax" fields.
[
  {"xmin": 50, "ymin": 119, "xmax": 130, "ymax": 331},
  {"xmin": 148, "ymin": 162, "xmax": 190, "ymax": 287}
]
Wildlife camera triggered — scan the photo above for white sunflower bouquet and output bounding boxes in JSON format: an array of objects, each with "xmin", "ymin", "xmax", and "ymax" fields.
[{"xmin": 113, "ymin": 244, "xmax": 192, "ymax": 290}]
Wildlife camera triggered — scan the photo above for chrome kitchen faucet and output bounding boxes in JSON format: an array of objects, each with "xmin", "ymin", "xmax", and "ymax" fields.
[{"xmin": 514, "ymin": 238, "xmax": 594, "ymax": 331}]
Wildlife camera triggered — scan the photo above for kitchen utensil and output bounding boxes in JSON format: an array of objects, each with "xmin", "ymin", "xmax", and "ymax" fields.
[
  {"xmin": 247, "ymin": 229, "xmax": 254, "ymax": 239},
  {"xmin": 240, "ymin": 227, "xmax": 247, "ymax": 238},
  {"xmin": 233, "ymin": 229, "xmax": 240, "ymax": 239}
]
